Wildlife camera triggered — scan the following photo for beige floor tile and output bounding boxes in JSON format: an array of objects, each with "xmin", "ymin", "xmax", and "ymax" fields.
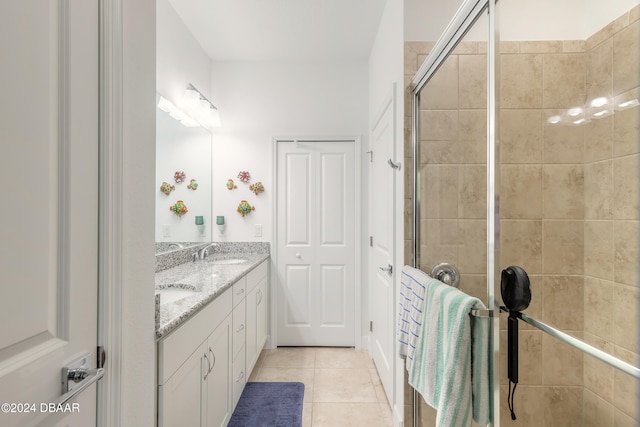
[
  {"xmin": 315, "ymin": 347, "xmax": 375, "ymax": 369},
  {"xmin": 314, "ymin": 368, "xmax": 378, "ymax": 403},
  {"xmin": 256, "ymin": 367, "xmax": 315, "ymax": 403},
  {"xmin": 312, "ymin": 403, "xmax": 392, "ymax": 427},
  {"xmin": 302, "ymin": 403, "xmax": 313, "ymax": 427},
  {"xmin": 262, "ymin": 347, "xmax": 317, "ymax": 368}
]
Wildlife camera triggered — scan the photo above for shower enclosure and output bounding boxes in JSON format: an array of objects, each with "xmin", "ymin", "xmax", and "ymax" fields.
[{"xmin": 404, "ymin": 0, "xmax": 639, "ymax": 425}]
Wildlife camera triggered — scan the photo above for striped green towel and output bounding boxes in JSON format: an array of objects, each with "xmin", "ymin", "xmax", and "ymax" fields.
[{"xmin": 407, "ymin": 275, "xmax": 490, "ymax": 427}]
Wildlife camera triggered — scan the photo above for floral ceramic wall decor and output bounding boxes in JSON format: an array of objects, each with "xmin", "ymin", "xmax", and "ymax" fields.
[
  {"xmin": 170, "ymin": 200, "xmax": 188, "ymax": 217},
  {"xmin": 237, "ymin": 200, "xmax": 255, "ymax": 217},
  {"xmin": 187, "ymin": 179, "xmax": 198, "ymax": 190},
  {"xmin": 160, "ymin": 181, "xmax": 175, "ymax": 195},
  {"xmin": 226, "ymin": 179, "xmax": 237, "ymax": 190},
  {"xmin": 174, "ymin": 171, "xmax": 186, "ymax": 183},
  {"xmin": 249, "ymin": 181, "xmax": 264, "ymax": 196},
  {"xmin": 237, "ymin": 171, "xmax": 251, "ymax": 183}
]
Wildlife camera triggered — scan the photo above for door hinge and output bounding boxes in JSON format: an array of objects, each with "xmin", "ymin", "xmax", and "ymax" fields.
[
  {"xmin": 370, "ymin": 321, "xmax": 373, "ymax": 332},
  {"xmin": 97, "ymin": 346, "xmax": 106, "ymax": 369},
  {"xmin": 369, "ymin": 236, "xmax": 373, "ymax": 247}
]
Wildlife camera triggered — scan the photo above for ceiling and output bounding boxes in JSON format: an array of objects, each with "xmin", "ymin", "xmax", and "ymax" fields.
[{"xmin": 168, "ymin": 0, "xmax": 388, "ymax": 61}]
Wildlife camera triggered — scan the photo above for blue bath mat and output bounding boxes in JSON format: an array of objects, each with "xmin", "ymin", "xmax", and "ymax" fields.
[{"xmin": 228, "ymin": 382, "xmax": 304, "ymax": 427}]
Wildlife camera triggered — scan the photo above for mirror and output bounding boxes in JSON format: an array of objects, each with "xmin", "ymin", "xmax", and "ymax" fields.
[{"xmin": 155, "ymin": 101, "xmax": 212, "ymax": 248}]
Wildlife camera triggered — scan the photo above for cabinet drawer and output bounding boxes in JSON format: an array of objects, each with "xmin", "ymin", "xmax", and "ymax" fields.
[
  {"xmin": 232, "ymin": 277, "xmax": 247, "ymax": 307},
  {"xmin": 232, "ymin": 347, "xmax": 246, "ymax": 408},
  {"xmin": 247, "ymin": 260, "xmax": 268, "ymax": 292},
  {"xmin": 232, "ymin": 301, "xmax": 246, "ymax": 359},
  {"xmin": 158, "ymin": 288, "xmax": 232, "ymax": 385}
]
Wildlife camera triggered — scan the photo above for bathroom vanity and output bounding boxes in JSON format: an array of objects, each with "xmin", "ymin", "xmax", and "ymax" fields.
[{"xmin": 154, "ymin": 244, "xmax": 269, "ymax": 427}]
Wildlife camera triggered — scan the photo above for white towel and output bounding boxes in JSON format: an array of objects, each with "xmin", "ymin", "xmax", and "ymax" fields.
[
  {"xmin": 401, "ymin": 266, "xmax": 490, "ymax": 427},
  {"xmin": 398, "ymin": 266, "xmax": 430, "ymax": 360}
]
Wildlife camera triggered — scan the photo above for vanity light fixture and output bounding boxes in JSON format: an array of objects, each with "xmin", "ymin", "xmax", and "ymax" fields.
[
  {"xmin": 182, "ymin": 84, "xmax": 221, "ymax": 129},
  {"xmin": 157, "ymin": 95, "xmax": 200, "ymax": 128}
]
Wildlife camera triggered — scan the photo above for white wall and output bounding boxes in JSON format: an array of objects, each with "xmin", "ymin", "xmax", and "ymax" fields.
[
  {"xmin": 210, "ymin": 60, "xmax": 369, "ymax": 243},
  {"xmin": 156, "ymin": 0, "xmax": 212, "ymax": 105},
  {"xmin": 368, "ymin": 0, "xmax": 405, "ymax": 424}
]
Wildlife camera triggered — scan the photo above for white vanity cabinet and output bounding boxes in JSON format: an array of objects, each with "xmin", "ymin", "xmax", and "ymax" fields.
[
  {"xmin": 156, "ymin": 258, "xmax": 269, "ymax": 427},
  {"xmin": 157, "ymin": 289, "xmax": 232, "ymax": 427},
  {"xmin": 245, "ymin": 261, "xmax": 268, "ymax": 374}
]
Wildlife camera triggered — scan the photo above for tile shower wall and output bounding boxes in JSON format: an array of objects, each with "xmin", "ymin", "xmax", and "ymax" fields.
[{"xmin": 403, "ymin": 5, "xmax": 639, "ymax": 426}]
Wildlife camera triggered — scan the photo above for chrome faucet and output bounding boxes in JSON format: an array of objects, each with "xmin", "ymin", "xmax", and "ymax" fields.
[{"xmin": 197, "ymin": 243, "xmax": 218, "ymax": 260}]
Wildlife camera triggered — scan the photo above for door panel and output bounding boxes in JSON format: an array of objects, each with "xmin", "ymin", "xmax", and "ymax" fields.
[
  {"xmin": 276, "ymin": 140, "xmax": 357, "ymax": 346},
  {"xmin": 0, "ymin": 1, "xmax": 99, "ymax": 426},
  {"xmin": 370, "ymin": 93, "xmax": 396, "ymax": 403}
]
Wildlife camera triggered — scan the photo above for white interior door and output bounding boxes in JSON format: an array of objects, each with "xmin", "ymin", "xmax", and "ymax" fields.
[
  {"xmin": 369, "ymin": 92, "xmax": 396, "ymax": 403},
  {"xmin": 276, "ymin": 139, "xmax": 357, "ymax": 346},
  {"xmin": 0, "ymin": 2, "xmax": 99, "ymax": 426}
]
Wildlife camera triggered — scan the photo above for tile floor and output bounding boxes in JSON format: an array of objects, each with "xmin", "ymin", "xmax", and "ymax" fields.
[{"xmin": 248, "ymin": 347, "xmax": 394, "ymax": 427}]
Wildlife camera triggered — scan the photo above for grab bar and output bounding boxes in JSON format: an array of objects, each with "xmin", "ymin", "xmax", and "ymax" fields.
[{"xmin": 515, "ymin": 311, "xmax": 640, "ymax": 380}]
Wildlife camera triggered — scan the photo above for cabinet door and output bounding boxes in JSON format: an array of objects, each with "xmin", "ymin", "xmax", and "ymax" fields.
[
  {"xmin": 158, "ymin": 342, "xmax": 206, "ymax": 427},
  {"xmin": 245, "ymin": 286, "xmax": 258, "ymax": 373},
  {"xmin": 256, "ymin": 278, "xmax": 268, "ymax": 352},
  {"xmin": 204, "ymin": 316, "xmax": 232, "ymax": 427}
]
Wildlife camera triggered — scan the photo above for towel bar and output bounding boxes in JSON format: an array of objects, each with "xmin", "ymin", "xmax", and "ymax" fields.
[{"xmin": 470, "ymin": 308, "xmax": 493, "ymax": 318}]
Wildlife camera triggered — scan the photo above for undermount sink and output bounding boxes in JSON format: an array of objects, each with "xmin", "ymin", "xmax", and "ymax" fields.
[
  {"xmin": 209, "ymin": 258, "xmax": 247, "ymax": 265},
  {"xmin": 157, "ymin": 287, "xmax": 197, "ymax": 305}
]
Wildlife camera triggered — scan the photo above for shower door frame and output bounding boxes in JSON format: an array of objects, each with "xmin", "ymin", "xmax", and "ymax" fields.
[{"xmin": 408, "ymin": 0, "xmax": 500, "ymax": 425}]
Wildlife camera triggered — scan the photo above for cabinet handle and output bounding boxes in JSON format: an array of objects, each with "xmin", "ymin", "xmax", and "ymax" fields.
[
  {"xmin": 236, "ymin": 324, "xmax": 245, "ymax": 333},
  {"xmin": 209, "ymin": 347, "xmax": 216, "ymax": 370},
  {"xmin": 236, "ymin": 288, "xmax": 245, "ymax": 295},
  {"xmin": 203, "ymin": 353, "xmax": 210, "ymax": 380},
  {"xmin": 235, "ymin": 371, "xmax": 245, "ymax": 382},
  {"xmin": 256, "ymin": 290, "xmax": 263, "ymax": 306}
]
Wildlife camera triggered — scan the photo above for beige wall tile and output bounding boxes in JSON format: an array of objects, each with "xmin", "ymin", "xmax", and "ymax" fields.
[
  {"xmin": 543, "ymin": 165, "xmax": 585, "ymax": 219},
  {"xmin": 613, "ymin": 20, "xmax": 640, "ymax": 95},
  {"xmin": 543, "ymin": 113, "xmax": 585, "ymax": 163},
  {"xmin": 583, "ymin": 389, "xmax": 614, "ymax": 427},
  {"xmin": 458, "ymin": 109, "xmax": 487, "ymax": 163},
  {"xmin": 453, "ymin": 41, "xmax": 478, "ymax": 55},
  {"xmin": 420, "ymin": 110, "xmax": 458, "ymax": 141},
  {"xmin": 614, "ymin": 221, "xmax": 640, "ymax": 286},
  {"xmin": 613, "ymin": 367, "xmax": 640, "ymax": 421},
  {"xmin": 543, "ymin": 220, "xmax": 584, "ymax": 275},
  {"xmin": 543, "ymin": 275, "xmax": 584, "ymax": 330},
  {"xmin": 520, "ymin": 40, "xmax": 563, "ymax": 53},
  {"xmin": 500, "ymin": 220, "xmax": 543, "ymax": 274},
  {"xmin": 584, "ymin": 333, "xmax": 615, "ymax": 403},
  {"xmin": 500, "ymin": 385, "xmax": 545, "ymax": 425},
  {"xmin": 584, "ymin": 160, "xmax": 614, "ymax": 219},
  {"xmin": 457, "ymin": 219, "xmax": 486, "ymax": 274},
  {"xmin": 563, "ymin": 40, "xmax": 586, "ymax": 53},
  {"xmin": 459, "ymin": 55, "xmax": 487, "ymax": 109},
  {"xmin": 501, "ymin": 165, "xmax": 543, "ymax": 219},
  {"xmin": 612, "ymin": 284, "xmax": 640, "ymax": 353},
  {"xmin": 459, "ymin": 274, "xmax": 486, "ymax": 304},
  {"xmin": 543, "ymin": 53, "xmax": 586, "ymax": 108},
  {"xmin": 613, "ymin": 106, "xmax": 640, "ymax": 157},
  {"xmin": 459, "ymin": 165, "xmax": 486, "ymax": 219},
  {"xmin": 543, "ymin": 387, "xmax": 584, "ymax": 426},
  {"xmin": 585, "ymin": 115, "xmax": 614, "ymax": 163},
  {"xmin": 500, "ymin": 109, "xmax": 543, "ymax": 163},
  {"xmin": 631, "ymin": 4, "xmax": 640, "ymax": 23},
  {"xmin": 614, "ymin": 408, "xmax": 640, "ymax": 427},
  {"xmin": 584, "ymin": 220, "xmax": 615, "ymax": 280},
  {"xmin": 499, "ymin": 41, "xmax": 519, "ymax": 54},
  {"xmin": 613, "ymin": 155, "xmax": 640, "ymax": 220},
  {"xmin": 542, "ymin": 334, "xmax": 584, "ymax": 386},
  {"xmin": 586, "ymin": 38, "xmax": 613, "ymax": 102},
  {"xmin": 501, "ymin": 53, "xmax": 543, "ymax": 108},
  {"xmin": 587, "ymin": 13, "xmax": 629, "ymax": 50},
  {"xmin": 584, "ymin": 277, "xmax": 614, "ymax": 341},
  {"xmin": 421, "ymin": 55, "xmax": 459, "ymax": 110},
  {"xmin": 404, "ymin": 198, "xmax": 412, "ymax": 240}
]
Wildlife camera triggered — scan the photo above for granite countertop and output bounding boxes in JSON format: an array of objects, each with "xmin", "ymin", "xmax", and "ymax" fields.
[{"xmin": 155, "ymin": 252, "xmax": 269, "ymax": 339}]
